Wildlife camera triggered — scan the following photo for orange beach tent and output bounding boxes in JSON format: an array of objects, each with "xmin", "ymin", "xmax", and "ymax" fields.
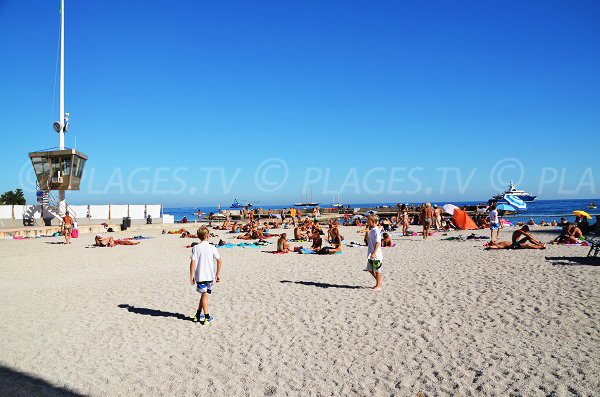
[{"xmin": 452, "ymin": 208, "xmax": 478, "ymax": 230}]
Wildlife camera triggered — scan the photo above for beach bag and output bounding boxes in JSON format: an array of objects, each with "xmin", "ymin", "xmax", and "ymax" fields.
[{"xmin": 71, "ymin": 229, "xmax": 79, "ymax": 238}]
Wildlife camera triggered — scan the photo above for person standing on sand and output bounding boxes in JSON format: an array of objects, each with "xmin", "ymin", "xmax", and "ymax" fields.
[
  {"xmin": 433, "ymin": 205, "xmax": 442, "ymax": 231},
  {"xmin": 401, "ymin": 204, "xmax": 409, "ymax": 236},
  {"xmin": 189, "ymin": 227, "xmax": 222, "ymax": 325},
  {"xmin": 290, "ymin": 207, "xmax": 297, "ymax": 226},
  {"xmin": 62, "ymin": 211, "xmax": 73, "ymax": 244},
  {"xmin": 280, "ymin": 208, "xmax": 286, "ymax": 223},
  {"xmin": 488, "ymin": 204, "xmax": 501, "ymax": 242},
  {"xmin": 421, "ymin": 203, "xmax": 434, "ymax": 240},
  {"xmin": 366, "ymin": 215, "xmax": 383, "ymax": 290}
]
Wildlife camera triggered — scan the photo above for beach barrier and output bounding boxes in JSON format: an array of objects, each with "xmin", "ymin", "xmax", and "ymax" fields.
[{"xmin": 0, "ymin": 204, "xmax": 164, "ymax": 229}]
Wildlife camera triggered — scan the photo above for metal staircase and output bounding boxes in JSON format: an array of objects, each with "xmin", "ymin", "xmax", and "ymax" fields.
[{"xmin": 38, "ymin": 182, "xmax": 78, "ymax": 222}]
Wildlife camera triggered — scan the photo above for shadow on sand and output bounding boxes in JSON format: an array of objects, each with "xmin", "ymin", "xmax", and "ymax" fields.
[
  {"xmin": 0, "ymin": 365, "xmax": 85, "ymax": 396},
  {"xmin": 118, "ymin": 304, "xmax": 193, "ymax": 322},
  {"xmin": 280, "ymin": 280, "xmax": 363, "ymax": 289},
  {"xmin": 545, "ymin": 256, "xmax": 599, "ymax": 267}
]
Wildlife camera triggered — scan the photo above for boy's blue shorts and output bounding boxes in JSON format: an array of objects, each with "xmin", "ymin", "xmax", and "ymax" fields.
[{"xmin": 196, "ymin": 281, "xmax": 213, "ymax": 294}]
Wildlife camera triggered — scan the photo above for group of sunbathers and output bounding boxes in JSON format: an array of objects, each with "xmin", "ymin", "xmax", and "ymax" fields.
[{"xmin": 276, "ymin": 219, "xmax": 342, "ymax": 254}]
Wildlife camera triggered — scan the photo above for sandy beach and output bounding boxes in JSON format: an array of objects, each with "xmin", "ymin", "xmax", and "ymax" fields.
[{"xmin": 0, "ymin": 225, "xmax": 598, "ymax": 396}]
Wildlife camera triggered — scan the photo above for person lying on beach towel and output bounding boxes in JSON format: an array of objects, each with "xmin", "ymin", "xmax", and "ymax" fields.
[
  {"xmin": 487, "ymin": 226, "xmax": 545, "ymax": 250},
  {"xmin": 95, "ymin": 235, "xmax": 116, "ymax": 247},
  {"xmin": 95, "ymin": 235, "xmax": 140, "ymax": 247},
  {"xmin": 167, "ymin": 228, "xmax": 189, "ymax": 235}
]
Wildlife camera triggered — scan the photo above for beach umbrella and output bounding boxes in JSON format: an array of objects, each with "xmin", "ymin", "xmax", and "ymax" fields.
[
  {"xmin": 503, "ymin": 195, "xmax": 527, "ymax": 210},
  {"xmin": 573, "ymin": 210, "xmax": 592, "ymax": 219},
  {"xmin": 442, "ymin": 204, "xmax": 459, "ymax": 215},
  {"xmin": 497, "ymin": 204, "xmax": 516, "ymax": 212}
]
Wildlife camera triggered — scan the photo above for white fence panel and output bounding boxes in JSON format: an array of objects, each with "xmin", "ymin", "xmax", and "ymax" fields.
[
  {"xmin": 0, "ymin": 205, "xmax": 12, "ymax": 219},
  {"xmin": 68, "ymin": 205, "xmax": 89, "ymax": 219},
  {"xmin": 129, "ymin": 205, "xmax": 146, "ymax": 219},
  {"xmin": 109, "ymin": 205, "xmax": 128, "ymax": 219},
  {"xmin": 22, "ymin": 205, "xmax": 42, "ymax": 219},
  {"xmin": 146, "ymin": 204, "xmax": 162, "ymax": 219},
  {"xmin": 89, "ymin": 205, "xmax": 110, "ymax": 219},
  {"xmin": 163, "ymin": 214, "xmax": 174, "ymax": 224}
]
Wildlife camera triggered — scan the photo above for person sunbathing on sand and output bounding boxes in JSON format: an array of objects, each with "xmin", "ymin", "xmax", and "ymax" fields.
[
  {"xmin": 181, "ymin": 231, "xmax": 198, "ymax": 238},
  {"xmin": 551, "ymin": 223, "xmax": 583, "ymax": 244},
  {"xmin": 381, "ymin": 232, "xmax": 393, "ymax": 247},
  {"xmin": 238, "ymin": 227, "xmax": 260, "ymax": 240},
  {"xmin": 95, "ymin": 235, "xmax": 116, "ymax": 247},
  {"xmin": 294, "ymin": 225, "xmax": 307, "ymax": 240},
  {"xmin": 311, "ymin": 230, "xmax": 323, "ymax": 250},
  {"xmin": 487, "ymin": 225, "xmax": 545, "ymax": 249},
  {"xmin": 216, "ymin": 219, "xmax": 231, "ymax": 230},
  {"xmin": 316, "ymin": 227, "xmax": 342, "ymax": 255},
  {"xmin": 95, "ymin": 235, "xmax": 140, "ymax": 247},
  {"xmin": 167, "ymin": 228, "xmax": 189, "ymax": 235},
  {"xmin": 277, "ymin": 233, "xmax": 292, "ymax": 253},
  {"xmin": 230, "ymin": 222, "xmax": 241, "ymax": 233}
]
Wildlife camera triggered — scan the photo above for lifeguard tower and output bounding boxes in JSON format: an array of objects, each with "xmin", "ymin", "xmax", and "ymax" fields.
[{"xmin": 29, "ymin": 0, "xmax": 87, "ymax": 223}]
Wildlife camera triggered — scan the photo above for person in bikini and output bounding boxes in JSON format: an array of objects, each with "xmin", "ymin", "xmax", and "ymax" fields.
[
  {"xmin": 276, "ymin": 233, "xmax": 292, "ymax": 253},
  {"xmin": 62, "ymin": 211, "xmax": 74, "ymax": 244},
  {"xmin": 421, "ymin": 203, "xmax": 434, "ymax": 240},
  {"xmin": 401, "ymin": 204, "xmax": 409, "ymax": 236}
]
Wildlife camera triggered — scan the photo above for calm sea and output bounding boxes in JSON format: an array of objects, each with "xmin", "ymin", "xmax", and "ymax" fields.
[{"xmin": 165, "ymin": 199, "xmax": 598, "ymax": 224}]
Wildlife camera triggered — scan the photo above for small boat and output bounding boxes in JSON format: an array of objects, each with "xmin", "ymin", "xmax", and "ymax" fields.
[
  {"xmin": 294, "ymin": 187, "xmax": 320, "ymax": 208},
  {"xmin": 230, "ymin": 199, "xmax": 254, "ymax": 209},
  {"xmin": 491, "ymin": 180, "xmax": 537, "ymax": 203},
  {"xmin": 331, "ymin": 194, "xmax": 343, "ymax": 209},
  {"xmin": 587, "ymin": 201, "xmax": 598, "ymax": 209}
]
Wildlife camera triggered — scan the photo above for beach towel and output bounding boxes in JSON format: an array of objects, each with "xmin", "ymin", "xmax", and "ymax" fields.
[
  {"xmin": 442, "ymin": 236, "xmax": 466, "ymax": 241},
  {"xmin": 124, "ymin": 236, "xmax": 152, "ymax": 240}
]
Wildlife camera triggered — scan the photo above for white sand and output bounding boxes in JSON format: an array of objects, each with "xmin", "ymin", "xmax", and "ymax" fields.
[{"xmin": 0, "ymin": 225, "xmax": 598, "ymax": 396}]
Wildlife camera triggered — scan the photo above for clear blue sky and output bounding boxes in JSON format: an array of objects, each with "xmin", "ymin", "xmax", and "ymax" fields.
[{"xmin": 1, "ymin": 0, "xmax": 598, "ymax": 206}]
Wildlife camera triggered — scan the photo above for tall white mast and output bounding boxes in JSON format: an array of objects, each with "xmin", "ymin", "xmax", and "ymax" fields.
[
  {"xmin": 59, "ymin": 0, "xmax": 65, "ymax": 150},
  {"xmin": 58, "ymin": 0, "xmax": 66, "ymax": 215}
]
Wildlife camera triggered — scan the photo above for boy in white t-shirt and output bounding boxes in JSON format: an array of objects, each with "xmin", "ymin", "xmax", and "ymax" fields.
[
  {"xmin": 366, "ymin": 215, "xmax": 383, "ymax": 290},
  {"xmin": 189, "ymin": 227, "xmax": 222, "ymax": 324},
  {"xmin": 488, "ymin": 204, "xmax": 501, "ymax": 242}
]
